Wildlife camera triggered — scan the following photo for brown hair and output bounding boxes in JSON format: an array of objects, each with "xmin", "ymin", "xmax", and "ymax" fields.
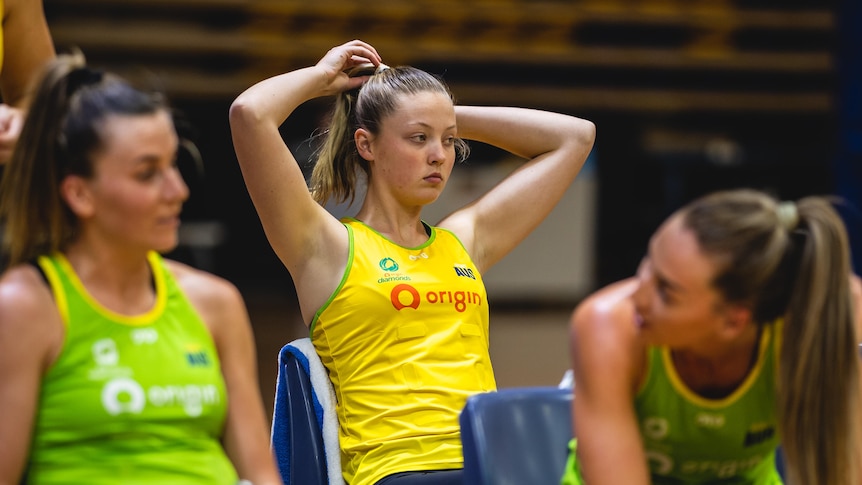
[
  {"xmin": 310, "ymin": 65, "xmax": 469, "ymax": 206},
  {"xmin": 682, "ymin": 189, "xmax": 860, "ymax": 485},
  {"xmin": 0, "ymin": 52, "xmax": 168, "ymax": 265}
]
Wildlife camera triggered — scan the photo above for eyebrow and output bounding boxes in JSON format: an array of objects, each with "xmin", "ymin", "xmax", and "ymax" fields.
[
  {"xmin": 133, "ymin": 155, "xmax": 164, "ymax": 165},
  {"xmin": 647, "ymin": 239, "xmax": 684, "ymax": 295},
  {"xmin": 408, "ymin": 121, "xmax": 457, "ymax": 131},
  {"xmin": 654, "ymin": 268, "xmax": 683, "ymax": 295}
]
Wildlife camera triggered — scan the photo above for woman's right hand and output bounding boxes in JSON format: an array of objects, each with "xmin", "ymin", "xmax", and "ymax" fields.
[{"xmin": 314, "ymin": 40, "xmax": 382, "ymax": 97}]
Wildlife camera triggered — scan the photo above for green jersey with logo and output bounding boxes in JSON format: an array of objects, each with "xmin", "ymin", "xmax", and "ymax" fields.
[
  {"xmin": 27, "ymin": 252, "xmax": 237, "ymax": 485},
  {"xmin": 563, "ymin": 324, "xmax": 782, "ymax": 485}
]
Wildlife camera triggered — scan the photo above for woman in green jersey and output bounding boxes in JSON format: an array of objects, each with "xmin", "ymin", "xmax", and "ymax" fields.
[
  {"xmin": 563, "ymin": 189, "xmax": 862, "ymax": 485},
  {"xmin": 0, "ymin": 54, "xmax": 282, "ymax": 485},
  {"xmin": 230, "ymin": 40, "xmax": 595, "ymax": 485}
]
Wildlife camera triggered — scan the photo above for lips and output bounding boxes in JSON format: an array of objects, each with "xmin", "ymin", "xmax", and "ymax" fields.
[
  {"xmin": 158, "ymin": 213, "xmax": 181, "ymax": 227},
  {"xmin": 424, "ymin": 173, "xmax": 443, "ymax": 183}
]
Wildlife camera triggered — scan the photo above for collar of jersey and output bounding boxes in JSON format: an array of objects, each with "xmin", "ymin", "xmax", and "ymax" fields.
[
  {"xmin": 54, "ymin": 251, "xmax": 168, "ymax": 326},
  {"xmin": 661, "ymin": 324, "xmax": 772, "ymax": 409}
]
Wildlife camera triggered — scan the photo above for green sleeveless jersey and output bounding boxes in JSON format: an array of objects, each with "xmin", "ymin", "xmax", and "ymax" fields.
[
  {"xmin": 27, "ymin": 252, "xmax": 238, "ymax": 485},
  {"xmin": 563, "ymin": 324, "xmax": 782, "ymax": 485},
  {"xmin": 312, "ymin": 219, "xmax": 495, "ymax": 485}
]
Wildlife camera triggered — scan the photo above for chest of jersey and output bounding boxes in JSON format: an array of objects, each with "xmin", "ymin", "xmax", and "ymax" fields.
[
  {"xmin": 28, "ymin": 253, "xmax": 234, "ymax": 484},
  {"xmin": 635, "ymin": 327, "xmax": 780, "ymax": 483}
]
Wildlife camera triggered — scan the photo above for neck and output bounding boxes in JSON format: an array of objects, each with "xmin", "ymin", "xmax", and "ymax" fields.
[
  {"xmin": 355, "ymin": 199, "xmax": 427, "ymax": 247},
  {"xmin": 672, "ymin": 324, "xmax": 762, "ymax": 398},
  {"xmin": 63, "ymin": 240, "xmax": 156, "ymax": 315}
]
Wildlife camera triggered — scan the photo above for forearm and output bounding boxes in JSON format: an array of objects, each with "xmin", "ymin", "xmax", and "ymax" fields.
[
  {"xmin": 455, "ymin": 106, "xmax": 595, "ymax": 160},
  {"xmin": 1, "ymin": 0, "xmax": 56, "ymax": 107},
  {"xmin": 230, "ymin": 66, "xmax": 329, "ymax": 129}
]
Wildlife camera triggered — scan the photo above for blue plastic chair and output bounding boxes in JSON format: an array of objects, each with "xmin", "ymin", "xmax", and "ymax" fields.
[
  {"xmin": 271, "ymin": 342, "xmax": 330, "ymax": 485},
  {"xmin": 460, "ymin": 387, "xmax": 574, "ymax": 485}
]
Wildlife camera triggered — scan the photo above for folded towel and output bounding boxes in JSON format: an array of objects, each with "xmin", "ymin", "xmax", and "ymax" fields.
[{"xmin": 272, "ymin": 337, "xmax": 342, "ymax": 485}]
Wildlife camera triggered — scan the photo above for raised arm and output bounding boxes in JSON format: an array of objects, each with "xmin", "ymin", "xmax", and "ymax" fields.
[
  {"xmin": 439, "ymin": 106, "xmax": 595, "ymax": 272},
  {"xmin": 0, "ymin": 0, "xmax": 55, "ymax": 164},
  {"xmin": 569, "ymin": 279, "xmax": 651, "ymax": 485},
  {"xmin": 0, "ymin": 267, "xmax": 63, "ymax": 485},
  {"xmin": 228, "ymin": 41, "xmax": 380, "ymax": 308},
  {"xmin": 1, "ymin": 0, "xmax": 55, "ymax": 107},
  {"xmin": 171, "ymin": 263, "xmax": 282, "ymax": 485},
  {"xmin": 229, "ymin": 41, "xmax": 382, "ymax": 320}
]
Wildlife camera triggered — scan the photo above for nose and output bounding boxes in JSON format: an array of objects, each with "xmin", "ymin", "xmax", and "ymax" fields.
[
  {"xmin": 632, "ymin": 259, "xmax": 651, "ymax": 312},
  {"xmin": 164, "ymin": 166, "xmax": 189, "ymax": 202},
  {"xmin": 428, "ymin": 140, "xmax": 448, "ymax": 165}
]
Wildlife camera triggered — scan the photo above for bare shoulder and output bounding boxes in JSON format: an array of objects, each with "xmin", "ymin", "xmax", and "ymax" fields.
[
  {"xmin": 0, "ymin": 264, "xmax": 64, "ymax": 363},
  {"xmin": 437, "ymin": 212, "xmax": 478, "ymax": 262},
  {"xmin": 163, "ymin": 259, "xmax": 244, "ymax": 314},
  {"xmin": 571, "ymin": 278, "xmax": 641, "ymax": 346},
  {"xmin": 0, "ymin": 264, "xmax": 56, "ymax": 321},
  {"xmin": 570, "ymin": 278, "xmax": 646, "ymax": 387}
]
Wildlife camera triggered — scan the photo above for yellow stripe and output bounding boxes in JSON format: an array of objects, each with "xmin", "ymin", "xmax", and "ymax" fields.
[
  {"xmin": 38, "ymin": 255, "xmax": 71, "ymax": 330},
  {"xmin": 662, "ymin": 324, "xmax": 772, "ymax": 409},
  {"xmin": 54, "ymin": 251, "xmax": 167, "ymax": 326}
]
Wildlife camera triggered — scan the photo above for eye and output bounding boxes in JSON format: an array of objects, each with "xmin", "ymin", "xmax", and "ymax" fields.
[
  {"xmin": 657, "ymin": 283, "xmax": 671, "ymax": 303},
  {"xmin": 410, "ymin": 134, "xmax": 427, "ymax": 143},
  {"xmin": 443, "ymin": 136, "xmax": 456, "ymax": 147},
  {"xmin": 135, "ymin": 166, "xmax": 158, "ymax": 181}
]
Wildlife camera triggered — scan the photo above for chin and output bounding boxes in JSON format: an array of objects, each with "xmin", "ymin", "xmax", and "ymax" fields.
[
  {"xmin": 153, "ymin": 238, "xmax": 180, "ymax": 254},
  {"xmin": 640, "ymin": 328, "xmax": 666, "ymax": 346}
]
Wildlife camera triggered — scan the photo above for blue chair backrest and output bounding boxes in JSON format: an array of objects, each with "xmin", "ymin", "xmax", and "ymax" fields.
[
  {"xmin": 271, "ymin": 345, "xmax": 329, "ymax": 485},
  {"xmin": 460, "ymin": 387, "xmax": 574, "ymax": 485}
]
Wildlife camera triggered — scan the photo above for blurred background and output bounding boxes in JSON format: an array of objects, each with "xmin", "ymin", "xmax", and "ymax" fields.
[{"xmin": 42, "ymin": 0, "xmax": 861, "ymax": 417}]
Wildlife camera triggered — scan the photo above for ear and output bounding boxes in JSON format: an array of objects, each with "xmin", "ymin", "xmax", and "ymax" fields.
[
  {"xmin": 722, "ymin": 304, "xmax": 753, "ymax": 336},
  {"xmin": 355, "ymin": 128, "xmax": 374, "ymax": 162},
  {"xmin": 60, "ymin": 175, "xmax": 95, "ymax": 219}
]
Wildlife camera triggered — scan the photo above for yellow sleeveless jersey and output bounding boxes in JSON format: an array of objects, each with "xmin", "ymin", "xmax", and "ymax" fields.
[{"xmin": 312, "ymin": 218, "xmax": 496, "ymax": 485}]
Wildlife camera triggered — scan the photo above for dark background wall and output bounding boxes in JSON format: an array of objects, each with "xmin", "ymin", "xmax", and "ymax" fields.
[{"xmin": 44, "ymin": 0, "xmax": 854, "ymax": 288}]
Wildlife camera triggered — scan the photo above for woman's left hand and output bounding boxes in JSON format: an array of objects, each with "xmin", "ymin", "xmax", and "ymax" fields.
[{"xmin": 0, "ymin": 104, "xmax": 24, "ymax": 164}]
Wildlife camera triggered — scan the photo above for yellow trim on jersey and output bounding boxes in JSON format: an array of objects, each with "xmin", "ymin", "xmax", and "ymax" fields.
[
  {"xmin": 53, "ymin": 251, "xmax": 167, "ymax": 326},
  {"xmin": 772, "ymin": 318, "xmax": 783, "ymax": 370},
  {"xmin": 662, "ymin": 324, "xmax": 773, "ymax": 409},
  {"xmin": 38, "ymin": 255, "xmax": 70, "ymax": 330}
]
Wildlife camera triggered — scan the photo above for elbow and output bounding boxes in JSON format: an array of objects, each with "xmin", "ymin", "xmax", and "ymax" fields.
[
  {"xmin": 228, "ymin": 97, "xmax": 263, "ymax": 129},
  {"xmin": 572, "ymin": 118, "xmax": 597, "ymax": 149}
]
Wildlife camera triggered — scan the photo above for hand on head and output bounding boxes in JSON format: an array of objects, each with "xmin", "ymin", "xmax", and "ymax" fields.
[
  {"xmin": 315, "ymin": 39, "xmax": 383, "ymax": 96},
  {"xmin": 0, "ymin": 103, "xmax": 24, "ymax": 164}
]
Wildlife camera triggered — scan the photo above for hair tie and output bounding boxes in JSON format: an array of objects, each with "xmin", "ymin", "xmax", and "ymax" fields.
[
  {"xmin": 375, "ymin": 63, "xmax": 390, "ymax": 74},
  {"xmin": 776, "ymin": 201, "xmax": 799, "ymax": 230},
  {"xmin": 66, "ymin": 67, "xmax": 104, "ymax": 96}
]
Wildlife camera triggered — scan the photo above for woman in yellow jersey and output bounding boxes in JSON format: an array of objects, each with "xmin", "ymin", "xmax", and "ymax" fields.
[
  {"xmin": 0, "ymin": 54, "xmax": 282, "ymax": 485},
  {"xmin": 230, "ymin": 40, "xmax": 595, "ymax": 485},
  {"xmin": 0, "ymin": 0, "xmax": 55, "ymax": 163},
  {"xmin": 563, "ymin": 189, "xmax": 862, "ymax": 485}
]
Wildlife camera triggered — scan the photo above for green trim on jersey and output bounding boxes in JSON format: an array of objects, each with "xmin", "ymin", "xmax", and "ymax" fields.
[
  {"xmin": 27, "ymin": 252, "xmax": 238, "ymax": 484},
  {"xmin": 309, "ymin": 223, "xmax": 355, "ymax": 336}
]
